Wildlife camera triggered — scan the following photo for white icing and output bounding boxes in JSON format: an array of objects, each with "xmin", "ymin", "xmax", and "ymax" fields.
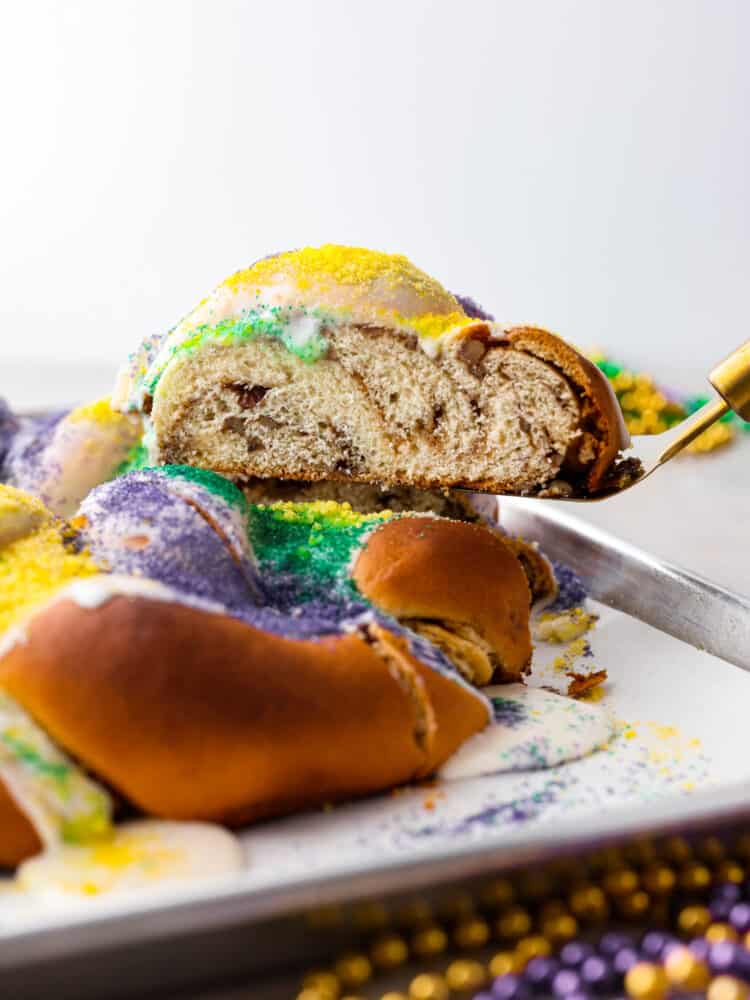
[
  {"xmin": 65, "ymin": 574, "xmax": 227, "ymax": 617},
  {"xmin": 0, "ymin": 691, "xmax": 113, "ymax": 848},
  {"xmin": 439, "ymin": 684, "xmax": 613, "ymax": 781},
  {"xmin": 0, "ymin": 623, "xmax": 27, "ymax": 659},
  {"xmin": 15, "ymin": 820, "xmax": 245, "ymax": 897},
  {"xmin": 280, "ymin": 311, "xmax": 326, "ymax": 352}
]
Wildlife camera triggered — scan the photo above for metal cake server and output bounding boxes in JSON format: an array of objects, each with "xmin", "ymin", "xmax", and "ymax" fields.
[{"xmin": 530, "ymin": 338, "xmax": 750, "ymax": 503}]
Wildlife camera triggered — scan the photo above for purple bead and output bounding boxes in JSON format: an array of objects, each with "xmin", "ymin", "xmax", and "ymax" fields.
[
  {"xmin": 598, "ymin": 931, "xmax": 635, "ymax": 956},
  {"xmin": 552, "ymin": 969, "xmax": 583, "ymax": 996},
  {"xmin": 612, "ymin": 947, "xmax": 640, "ymax": 977},
  {"xmin": 525, "ymin": 956, "xmax": 560, "ymax": 990},
  {"xmin": 474, "ymin": 994, "xmax": 494, "ymax": 1000},
  {"xmin": 709, "ymin": 940, "xmax": 741, "ymax": 974},
  {"xmin": 580, "ymin": 956, "xmax": 615, "ymax": 993},
  {"xmin": 492, "ymin": 974, "xmax": 531, "ymax": 1000},
  {"xmin": 641, "ymin": 930, "xmax": 676, "ymax": 959},
  {"xmin": 711, "ymin": 898, "xmax": 734, "ymax": 921},
  {"xmin": 688, "ymin": 937, "xmax": 712, "ymax": 962},
  {"xmin": 560, "ymin": 941, "xmax": 596, "ymax": 968},
  {"xmin": 713, "ymin": 882, "xmax": 743, "ymax": 904},
  {"xmin": 730, "ymin": 902, "xmax": 750, "ymax": 932}
]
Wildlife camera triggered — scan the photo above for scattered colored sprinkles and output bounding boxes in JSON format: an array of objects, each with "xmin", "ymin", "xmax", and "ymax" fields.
[{"xmin": 591, "ymin": 352, "xmax": 750, "ymax": 451}]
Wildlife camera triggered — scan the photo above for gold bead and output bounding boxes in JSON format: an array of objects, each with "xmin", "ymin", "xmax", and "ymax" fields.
[
  {"xmin": 641, "ymin": 864, "xmax": 676, "ymax": 895},
  {"xmin": 604, "ymin": 868, "xmax": 639, "ymax": 896},
  {"xmin": 677, "ymin": 904, "xmax": 712, "ymax": 936},
  {"xmin": 495, "ymin": 905, "xmax": 532, "ymax": 939},
  {"xmin": 659, "ymin": 835, "xmax": 692, "ymax": 865},
  {"xmin": 488, "ymin": 950, "xmax": 522, "ymax": 977},
  {"xmin": 340, "ymin": 996, "xmax": 367, "ymax": 1000},
  {"xmin": 396, "ymin": 899, "xmax": 434, "ymax": 929},
  {"xmin": 297, "ymin": 990, "xmax": 334, "ymax": 1000},
  {"xmin": 381, "ymin": 994, "xmax": 409, "ymax": 1000},
  {"xmin": 624, "ymin": 961, "xmax": 670, "ymax": 1000},
  {"xmin": 618, "ymin": 890, "xmax": 651, "ymax": 920},
  {"xmin": 568, "ymin": 884, "xmax": 609, "ymax": 922},
  {"xmin": 679, "ymin": 861, "xmax": 712, "ymax": 891},
  {"xmin": 716, "ymin": 860, "xmax": 745, "ymax": 884},
  {"xmin": 409, "ymin": 972, "xmax": 450, "ymax": 1000},
  {"xmin": 437, "ymin": 890, "xmax": 474, "ymax": 922},
  {"xmin": 663, "ymin": 945, "xmax": 710, "ymax": 991},
  {"xmin": 333, "ymin": 954, "xmax": 372, "ymax": 989},
  {"xmin": 479, "ymin": 877, "xmax": 514, "ymax": 909},
  {"xmin": 453, "ymin": 915, "xmax": 490, "ymax": 949},
  {"xmin": 352, "ymin": 901, "xmax": 389, "ymax": 931},
  {"xmin": 411, "ymin": 924, "xmax": 448, "ymax": 958},
  {"xmin": 698, "ymin": 836, "xmax": 726, "ymax": 864},
  {"xmin": 445, "ymin": 958, "xmax": 487, "ymax": 992},
  {"xmin": 370, "ymin": 933, "xmax": 409, "ymax": 969},
  {"xmin": 706, "ymin": 922, "xmax": 739, "ymax": 943},
  {"xmin": 301, "ymin": 971, "xmax": 340, "ymax": 999},
  {"xmin": 515, "ymin": 934, "xmax": 552, "ymax": 964},
  {"xmin": 541, "ymin": 913, "xmax": 579, "ymax": 943},
  {"xmin": 707, "ymin": 976, "xmax": 750, "ymax": 1000}
]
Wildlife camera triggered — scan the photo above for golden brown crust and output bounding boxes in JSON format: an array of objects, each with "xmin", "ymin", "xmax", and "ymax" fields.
[
  {"xmin": 0, "ymin": 595, "xmax": 488, "ymax": 831},
  {"xmin": 353, "ymin": 517, "xmax": 532, "ymax": 681},
  {"xmin": 503, "ymin": 327, "xmax": 630, "ymax": 490},
  {"xmin": 0, "ymin": 782, "xmax": 42, "ymax": 869}
]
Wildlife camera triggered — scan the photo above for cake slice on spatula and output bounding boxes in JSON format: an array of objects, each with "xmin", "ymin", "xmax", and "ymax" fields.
[{"xmin": 114, "ymin": 245, "xmax": 630, "ymax": 497}]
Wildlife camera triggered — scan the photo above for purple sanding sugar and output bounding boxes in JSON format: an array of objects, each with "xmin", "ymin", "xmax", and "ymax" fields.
[
  {"xmin": 3, "ymin": 410, "xmax": 67, "ymax": 490},
  {"xmin": 454, "ymin": 292, "xmax": 495, "ymax": 322},
  {"xmin": 491, "ymin": 696, "xmax": 528, "ymax": 728},
  {"xmin": 79, "ymin": 476, "xmax": 259, "ymax": 614},
  {"xmin": 0, "ymin": 398, "xmax": 20, "ymax": 477},
  {"xmin": 548, "ymin": 561, "xmax": 589, "ymax": 611}
]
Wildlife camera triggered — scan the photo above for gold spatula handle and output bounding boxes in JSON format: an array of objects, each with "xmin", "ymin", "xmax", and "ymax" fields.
[{"xmin": 709, "ymin": 339, "xmax": 750, "ymax": 420}]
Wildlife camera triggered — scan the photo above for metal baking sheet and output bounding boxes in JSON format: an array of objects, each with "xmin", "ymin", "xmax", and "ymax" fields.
[{"xmin": 2, "ymin": 500, "xmax": 750, "ymax": 999}]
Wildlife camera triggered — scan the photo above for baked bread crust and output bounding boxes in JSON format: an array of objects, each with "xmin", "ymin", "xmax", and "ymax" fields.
[
  {"xmin": 353, "ymin": 517, "xmax": 532, "ymax": 681},
  {"xmin": 0, "ymin": 783, "xmax": 42, "ymax": 869},
  {"xmin": 0, "ymin": 594, "xmax": 488, "ymax": 840},
  {"xmin": 503, "ymin": 326, "xmax": 630, "ymax": 490}
]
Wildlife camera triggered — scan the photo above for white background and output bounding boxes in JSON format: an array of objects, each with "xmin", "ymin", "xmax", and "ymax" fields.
[{"xmin": 0, "ymin": 0, "xmax": 748, "ymax": 387}]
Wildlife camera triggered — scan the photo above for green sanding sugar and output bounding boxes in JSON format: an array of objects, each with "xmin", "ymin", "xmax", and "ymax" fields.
[
  {"xmin": 158, "ymin": 464, "xmax": 249, "ymax": 512},
  {"xmin": 144, "ymin": 305, "xmax": 329, "ymax": 396},
  {"xmin": 248, "ymin": 500, "xmax": 393, "ymax": 589},
  {"xmin": 1, "ymin": 733, "xmax": 70, "ymax": 783},
  {"xmin": 114, "ymin": 439, "xmax": 149, "ymax": 478}
]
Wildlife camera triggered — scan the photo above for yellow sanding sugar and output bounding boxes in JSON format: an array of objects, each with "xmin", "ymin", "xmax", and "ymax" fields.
[
  {"xmin": 0, "ymin": 524, "xmax": 100, "ymax": 633},
  {"xmin": 67, "ymin": 397, "xmax": 125, "ymax": 427},
  {"xmin": 222, "ymin": 245, "xmax": 470, "ymax": 339},
  {"xmin": 264, "ymin": 498, "xmax": 393, "ymax": 530},
  {"xmin": 391, "ymin": 308, "xmax": 471, "ymax": 340},
  {"xmin": 0, "ymin": 484, "xmax": 48, "ymax": 521}
]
